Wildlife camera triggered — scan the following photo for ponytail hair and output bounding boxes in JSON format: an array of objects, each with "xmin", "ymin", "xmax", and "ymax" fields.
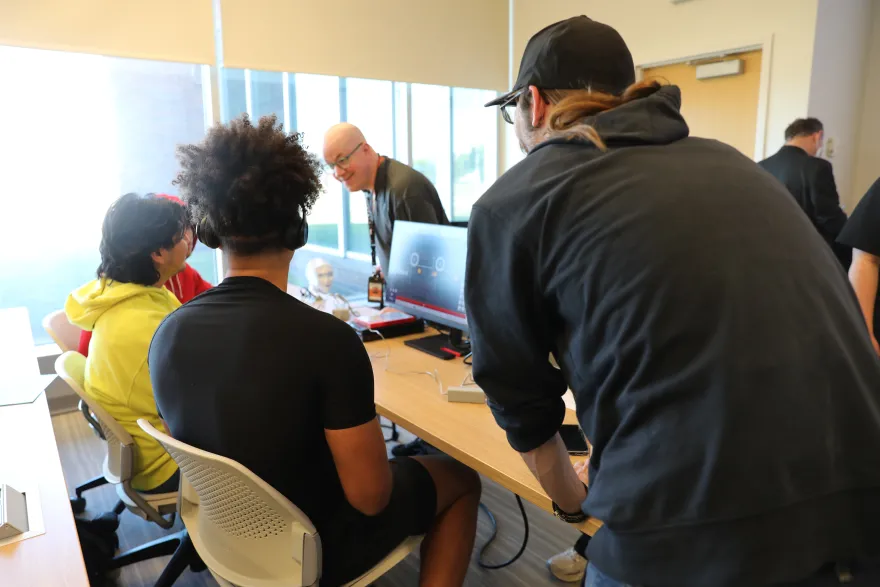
[{"xmin": 524, "ymin": 79, "xmax": 664, "ymax": 150}]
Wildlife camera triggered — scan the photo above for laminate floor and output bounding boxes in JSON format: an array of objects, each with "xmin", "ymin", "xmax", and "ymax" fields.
[{"xmin": 52, "ymin": 412, "xmax": 581, "ymax": 586}]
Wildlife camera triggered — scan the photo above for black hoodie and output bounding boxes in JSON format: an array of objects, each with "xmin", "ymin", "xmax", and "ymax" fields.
[{"xmin": 465, "ymin": 86, "xmax": 880, "ymax": 586}]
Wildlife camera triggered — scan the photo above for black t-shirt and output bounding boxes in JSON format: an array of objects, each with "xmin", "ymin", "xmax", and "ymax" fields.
[
  {"xmin": 148, "ymin": 276, "xmax": 376, "ymax": 532},
  {"xmin": 838, "ymin": 177, "xmax": 880, "ymax": 334}
]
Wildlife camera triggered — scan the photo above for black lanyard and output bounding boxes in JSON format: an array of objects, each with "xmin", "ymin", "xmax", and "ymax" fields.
[
  {"xmin": 364, "ymin": 159, "xmax": 389, "ymax": 269},
  {"xmin": 364, "ymin": 191, "xmax": 378, "ymax": 268}
]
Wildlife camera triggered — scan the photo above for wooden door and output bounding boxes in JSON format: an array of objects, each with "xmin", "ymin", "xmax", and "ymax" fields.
[{"xmin": 643, "ymin": 50, "xmax": 762, "ymax": 159}]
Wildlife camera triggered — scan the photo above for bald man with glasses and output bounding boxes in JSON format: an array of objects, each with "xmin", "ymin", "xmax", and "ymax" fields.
[
  {"xmin": 324, "ymin": 123, "xmax": 448, "ymax": 458},
  {"xmin": 324, "ymin": 123, "xmax": 448, "ymax": 276}
]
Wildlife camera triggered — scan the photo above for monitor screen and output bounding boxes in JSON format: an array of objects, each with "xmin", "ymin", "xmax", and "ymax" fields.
[{"xmin": 385, "ymin": 221, "xmax": 468, "ymax": 332}]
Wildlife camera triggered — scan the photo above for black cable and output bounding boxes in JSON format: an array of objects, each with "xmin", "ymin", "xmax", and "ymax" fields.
[
  {"xmin": 463, "ymin": 352, "xmax": 473, "ymax": 366},
  {"xmin": 477, "ymin": 495, "xmax": 529, "ymax": 570}
]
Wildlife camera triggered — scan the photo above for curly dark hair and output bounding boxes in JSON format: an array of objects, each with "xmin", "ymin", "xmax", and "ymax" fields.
[
  {"xmin": 174, "ymin": 114, "xmax": 323, "ymax": 255},
  {"xmin": 97, "ymin": 193, "xmax": 188, "ymax": 286}
]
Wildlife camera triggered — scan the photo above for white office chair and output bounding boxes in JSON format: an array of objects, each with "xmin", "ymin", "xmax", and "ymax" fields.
[
  {"xmin": 54, "ymin": 351, "xmax": 188, "ymax": 576},
  {"xmin": 138, "ymin": 418, "xmax": 423, "ymax": 587},
  {"xmin": 43, "ymin": 310, "xmax": 103, "ymax": 445}
]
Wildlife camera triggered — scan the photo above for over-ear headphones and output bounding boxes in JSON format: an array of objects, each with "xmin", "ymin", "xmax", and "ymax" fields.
[
  {"xmin": 196, "ymin": 212, "xmax": 309, "ymax": 251},
  {"xmin": 284, "ymin": 214, "xmax": 309, "ymax": 250},
  {"xmin": 196, "ymin": 217, "xmax": 221, "ymax": 249}
]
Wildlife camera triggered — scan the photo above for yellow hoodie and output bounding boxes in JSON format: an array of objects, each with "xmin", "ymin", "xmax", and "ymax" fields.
[{"xmin": 65, "ymin": 278, "xmax": 181, "ymax": 491}]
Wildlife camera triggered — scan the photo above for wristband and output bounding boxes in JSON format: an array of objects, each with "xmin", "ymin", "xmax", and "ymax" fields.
[{"xmin": 551, "ymin": 482, "xmax": 588, "ymax": 523}]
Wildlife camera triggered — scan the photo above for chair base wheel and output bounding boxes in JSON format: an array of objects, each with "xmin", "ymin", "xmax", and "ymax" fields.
[{"xmin": 70, "ymin": 496, "xmax": 87, "ymax": 514}]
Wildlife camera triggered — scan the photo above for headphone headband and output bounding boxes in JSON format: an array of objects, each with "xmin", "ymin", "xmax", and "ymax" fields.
[{"xmin": 195, "ymin": 214, "xmax": 308, "ymax": 251}]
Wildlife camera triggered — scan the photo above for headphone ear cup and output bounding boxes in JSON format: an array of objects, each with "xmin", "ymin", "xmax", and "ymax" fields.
[
  {"xmin": 196, "ymin": 219, "xmax": 221, "ymax": 249},
  {"xmin": 284, "ymin": 219, "xmax": 308, "ymax": 250}
]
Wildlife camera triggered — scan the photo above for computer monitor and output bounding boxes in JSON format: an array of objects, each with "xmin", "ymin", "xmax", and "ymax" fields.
[{"xmin": 385, "ymin": 221, "xmax": 468, "ymax": 358}]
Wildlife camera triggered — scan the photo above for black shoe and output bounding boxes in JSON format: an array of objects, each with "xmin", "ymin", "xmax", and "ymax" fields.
[
  {"xmin": 90, "ymin": 512, "xmax": 120, "ymax": 534},
  {"xmin": 391, "ymin": 438, "xmax": 432, "ymax": 457}
]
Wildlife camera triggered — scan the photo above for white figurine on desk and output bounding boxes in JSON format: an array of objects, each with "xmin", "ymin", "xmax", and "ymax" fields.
[{"xmin": 302, "ymin": 258, "xmax": 352, "ymax": 321}]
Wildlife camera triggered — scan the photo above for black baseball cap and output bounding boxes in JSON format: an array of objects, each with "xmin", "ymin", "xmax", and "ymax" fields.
[{"xmin": 486, "ymin": 16, "xmax": 635, "ymax": 107}]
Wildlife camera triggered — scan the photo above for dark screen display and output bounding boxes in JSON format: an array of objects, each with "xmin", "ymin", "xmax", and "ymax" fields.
[
  {"xmin": 385, "ymin": 221, "xmax": 468, "ymax": 331},
  {"xmin": 560, "ymin": 424, "xmax": 589, "ymax": 454}
]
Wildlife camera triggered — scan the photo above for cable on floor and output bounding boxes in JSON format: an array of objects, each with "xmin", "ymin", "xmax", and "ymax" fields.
[{"xmin": 477, "ymin": 495, "xmax": 529, "ymax": 570}]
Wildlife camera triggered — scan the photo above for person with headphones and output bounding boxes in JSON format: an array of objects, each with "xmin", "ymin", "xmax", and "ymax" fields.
[{"xmin": 148, "ymin": 114, "xmax": 481, "ymax": 587}]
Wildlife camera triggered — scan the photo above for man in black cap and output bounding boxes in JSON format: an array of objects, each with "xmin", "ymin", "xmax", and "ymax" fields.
[{"xmin": 466, "ymin": 15, "xmax": 880, "ymax": 587}]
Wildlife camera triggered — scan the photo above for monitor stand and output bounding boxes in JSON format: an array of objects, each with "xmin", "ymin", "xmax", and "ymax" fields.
[{"xmin": 405, "ymin": 331, "xmax": 466, "ymax": 360}]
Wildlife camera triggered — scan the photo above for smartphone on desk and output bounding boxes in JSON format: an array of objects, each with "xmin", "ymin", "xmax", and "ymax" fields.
[{"xmin": 560, "ymin": 424, "xmax": 590, "ymax": 456}]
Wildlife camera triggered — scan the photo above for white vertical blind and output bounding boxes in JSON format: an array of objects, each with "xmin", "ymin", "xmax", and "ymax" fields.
[{"xmin": 0, "ymin": 0, "xmax": 215, "ymax": 64}]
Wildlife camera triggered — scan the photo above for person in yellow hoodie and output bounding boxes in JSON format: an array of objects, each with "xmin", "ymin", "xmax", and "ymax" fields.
[{"xmin": 66, "ymin": 192, "xmax": 191, "ymax": 493}]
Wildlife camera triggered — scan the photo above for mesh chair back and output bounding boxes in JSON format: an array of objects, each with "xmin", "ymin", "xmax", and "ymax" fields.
[{"xmin": 138, "ymin": 419, "xmax": 321, "ymax": 586}]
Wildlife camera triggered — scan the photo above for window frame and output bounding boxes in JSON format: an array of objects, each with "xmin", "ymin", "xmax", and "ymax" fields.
[
  {"xmin": 231, "ymin": 69, "xmax": 500, "ymax": 264},
  {"xmin": 10, "ymin": 57, "xmax": 500, "ymax": 351}
]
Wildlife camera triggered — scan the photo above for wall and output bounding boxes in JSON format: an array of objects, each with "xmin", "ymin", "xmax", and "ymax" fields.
[
  {"xmin": 512, "ymin": 0, "xmax": 820, "ymax": 159},
  {"xmin": 854, "ymin": 0, "xmax": 880, "ymax": 204},
  {"xmin": 807, "ymin": 0, "xmax": 873, "ymax": 209}
]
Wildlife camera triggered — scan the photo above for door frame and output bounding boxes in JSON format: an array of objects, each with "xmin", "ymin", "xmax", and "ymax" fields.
[{"xmin": 635, "ymin": 35, "xmax": 774, "ymax": 161}]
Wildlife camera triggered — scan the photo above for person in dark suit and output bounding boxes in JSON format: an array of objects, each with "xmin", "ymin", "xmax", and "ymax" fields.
[{"xmin": 759, "ymin": 118, "xmax": 850, "ymax": 268}]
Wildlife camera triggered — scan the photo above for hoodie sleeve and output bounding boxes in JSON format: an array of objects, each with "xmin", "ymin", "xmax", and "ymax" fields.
[
  {"xmin": 77, "ymin": 330, "xmax": 92, "ymax": 357},
  {"xmin": 189, "ymin": 266, "xmax": 214, "ymax": 296},
  {"xmin": 465, "ymin": 206, "xmax": 568, "ymax": 453}
]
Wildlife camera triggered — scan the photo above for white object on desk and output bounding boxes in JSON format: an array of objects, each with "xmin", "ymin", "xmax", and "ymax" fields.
[
  {"xmin": 446, "ymin": 386, "xmax": 486, "ymax": 404},
  {"xmin": 0, "ymin": 375, "xmax": 44, "ymax": 407},
  {"xmin": 0, "ymin": 479, "xmax": 44, "ymax": 547},
  {"xmin": 0, "ymin": 483, "xmax": 29, "ymax": 539}
]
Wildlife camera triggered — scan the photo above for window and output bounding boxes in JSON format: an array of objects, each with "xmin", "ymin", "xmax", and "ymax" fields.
[
  {"xmin": 219, "ymin": 70, "xmax": 497, "ymax": 264},
  {"xmin": 221, "ymin": 68, "xmax": 247, "ymax": 122},
  {"xmin": 250, "ymin": 70, "xmax": 284, "ymax": 121},
  {"xmin": 394, "ymin": 82, "xmax": 410, "ymax": 165},
  {"xmin": 0, "ymin": 46, "xmax": 213, "ymax": 345},
  {"xmin": 294, "ymin": 73, "xmax": 342, "ymax": 251},
  {"xmin": 345, "ymin": 78, "xmax": 395, "ymax": 256},
  {"xmin": 411, "ymin": 84, "xmax": 452, "ymax": 215},
  {"xmin": 452, "ymin": 88, "xmax": 498, "ymax": 221}
]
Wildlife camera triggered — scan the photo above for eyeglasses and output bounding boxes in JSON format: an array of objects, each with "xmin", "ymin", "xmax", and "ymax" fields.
[
  {"xmin": 325, "ymin": 142, "xmax": 364, "ymax": 171},
  {"xmin": 499, "ymin": 88, "xmax": 526, "ymax": 125}
]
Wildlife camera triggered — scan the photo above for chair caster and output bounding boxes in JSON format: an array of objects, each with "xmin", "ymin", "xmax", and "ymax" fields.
[{"xmin": 70, "ymin": 496, "xmax": 87, "ymax": 514}]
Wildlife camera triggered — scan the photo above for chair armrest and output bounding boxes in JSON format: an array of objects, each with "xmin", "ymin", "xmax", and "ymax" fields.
[{"xmin": 120, "ymin": 480, "xmax": 176, "ymax": 530}]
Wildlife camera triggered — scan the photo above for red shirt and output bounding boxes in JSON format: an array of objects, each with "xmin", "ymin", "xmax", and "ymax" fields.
[{"xmin": 76, "ymin": 264, "xmax": 212, "ymax": 357}]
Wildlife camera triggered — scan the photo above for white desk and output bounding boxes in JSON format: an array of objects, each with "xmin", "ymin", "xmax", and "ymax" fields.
[{"xmin": 0, "ymin": 308, "xmax": 89, "ymax": 586}]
